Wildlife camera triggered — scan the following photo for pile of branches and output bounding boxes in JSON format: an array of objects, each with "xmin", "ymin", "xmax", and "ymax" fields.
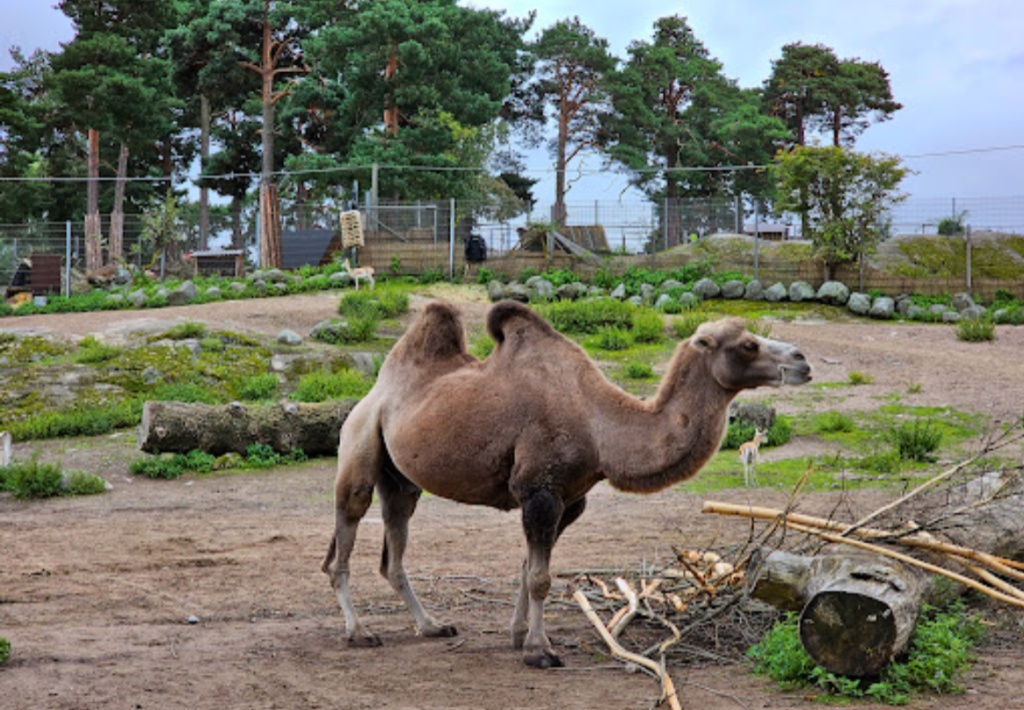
[{"xmin": 570, "ymin": 419, "xmax": 1024, "ymax": 708}]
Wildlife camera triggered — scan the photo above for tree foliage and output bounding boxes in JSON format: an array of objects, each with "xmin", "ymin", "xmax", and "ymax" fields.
[{"xmin": 773, "ymin": 146, "xmax": 907, "ymax": 277}]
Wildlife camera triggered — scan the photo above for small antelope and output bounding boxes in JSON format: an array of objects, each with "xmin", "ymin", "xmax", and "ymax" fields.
[
  {"xmin": 1, "ymin": 430, "xmax": 11, "ymax": 467},
  {"xmin": 342, "ymin": 259, "xmax": 375, "ymax": 290},
  {"xmin": 738, "ymin": 428, "xmax": 766, "ymax": 486}
]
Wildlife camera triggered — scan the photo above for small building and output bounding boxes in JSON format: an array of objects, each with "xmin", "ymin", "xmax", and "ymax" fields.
[{"xmin": 743, "ymin": 222, "xmax": 791, "ymax": 241}]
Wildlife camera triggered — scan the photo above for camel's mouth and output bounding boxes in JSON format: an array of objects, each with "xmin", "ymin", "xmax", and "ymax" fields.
[{"xmin": 778, "ymin": 363, "xmax": 813, "ymax": 386}]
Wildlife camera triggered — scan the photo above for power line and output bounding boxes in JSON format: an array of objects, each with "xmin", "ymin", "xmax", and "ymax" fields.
[{"xmin": 1, "ymin": 144, "xmax": 1022, "ymax": 183}]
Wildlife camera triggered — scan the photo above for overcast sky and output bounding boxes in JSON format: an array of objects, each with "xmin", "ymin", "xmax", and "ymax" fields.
[{"xmin": 2, "ymin": 1, "xmax": 1022, "ymax": 204}]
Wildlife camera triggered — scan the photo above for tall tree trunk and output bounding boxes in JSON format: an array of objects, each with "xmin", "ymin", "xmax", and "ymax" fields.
[
  {"xmin": 231, "ymin": 196, "xmax": 244, "ymax": 250},
  {"xmin": 296, "ymin": 181, "xmax": 307, "ymax": 230},
  {"xmin": 199, "ymin": 94, "xmax": 211, "ymax": 250},
  {"xmin": 383, "ymin": 49, "xmax": 399, "ymax": 135},
  {"xmin": 85, "ymin": 128, "xmax": 103, "ymax": 272},
  {"xmin": 258, "ymin": 8, "xmax": 278, "ymax": 269},
  {"xmin": 109, "ymin": 141, "xmax": 129, "ymax": 264},
  {"xmin": 664, "ymin": 157, "xmax": 680, "ymax": 249},
  {"xmin": 832, "ymin": 107, "xmax": 842, "ymax": 147},
  {"xmin": 553, "ymin": 107, "xmax": 568, "ymax": 227}
]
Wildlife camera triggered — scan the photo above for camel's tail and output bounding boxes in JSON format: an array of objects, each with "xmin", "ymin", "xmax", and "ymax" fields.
[
  {"xmin": 321, "ymin": 534, "xmax": 337, "ymax": 575},
  {"xmin": 486, "ymin": 300, "xmax": 557, "ymax": 344}
]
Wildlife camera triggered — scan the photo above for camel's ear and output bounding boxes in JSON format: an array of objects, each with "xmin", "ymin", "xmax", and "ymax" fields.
[{"xmin": 690, "ymin": 333, "xmax": 717, "ymax": 352}]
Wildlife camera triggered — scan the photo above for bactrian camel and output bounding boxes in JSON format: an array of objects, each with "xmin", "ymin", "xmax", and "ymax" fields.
[{"xmin": 323, "ymin": 300, "xmax": 812, "ymax": 667}]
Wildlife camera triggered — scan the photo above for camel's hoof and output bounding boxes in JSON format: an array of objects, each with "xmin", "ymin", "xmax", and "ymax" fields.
[
  {"xmin": 347, "ymin": 633, "xmax": 383, "ymax": 648},
  {"xmin": 524, "ymin": 649, "xmax": 563, "ymax": 669},
  {"xmin": 423, "ymin": 624, "xmax": 458, "ymax": 639}
]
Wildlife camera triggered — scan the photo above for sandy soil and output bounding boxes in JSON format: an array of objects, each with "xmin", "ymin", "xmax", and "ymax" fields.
[{"xmin": 3, "ymin": 292, "xmax": 1024, "ymax": 710}]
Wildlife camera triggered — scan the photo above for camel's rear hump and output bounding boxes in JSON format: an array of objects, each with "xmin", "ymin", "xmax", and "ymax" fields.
[{"xmin": 487, "ymin": 301, "xmax": 557, "ymax": 344}]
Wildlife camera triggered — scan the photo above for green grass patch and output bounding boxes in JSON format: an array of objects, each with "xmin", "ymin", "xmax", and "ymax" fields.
[
  {"xmin": 74, "ymin": 336, "xmax": 123, "ymax": 364},
  {"xmin": 291, "ymin": 368, "xmax": 372, "ymax": 402},
  {"xmin": 0, "ymin": 637, "xmax": 9, "ymax": 665},
  {"xmin": 748, "ymin": 601, "xmax": 985, "ymax": 704},
  {"xmin": 130, "ymin": 445, "xmax": 310, "ymax": 479},
  {"xmin": 623, "ymin": 361, "xmax": 655, "ymax": 379},
  {"xmin": 2, "ymin": 399, "xmax": 144, "ymax": 441},
  {"xmin": 848, "ymin": 370, "xmax": 873, "ymax": 385},
  {"xmin": 540, "ymin": 298, "xmax": 636, "ymax": 334},
  {"xmin": 469, "ymin": 332, "xmax": 495, "ymax": 359},
  {"xmin": 886, "ymin": 419, "xmax": 943, "ymax": 462},
  {"xmin": 671, "ymin": 313, "xmax": 709, "ymax": 340},
  {"xmin": 338, "ymin": 288, "xmax": 410, "ymax": 320}
]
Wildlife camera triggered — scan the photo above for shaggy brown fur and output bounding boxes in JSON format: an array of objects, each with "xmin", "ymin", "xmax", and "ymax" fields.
[{"xmin": 323, "ymin": 300, "xmax": 811, "ymax": 667}]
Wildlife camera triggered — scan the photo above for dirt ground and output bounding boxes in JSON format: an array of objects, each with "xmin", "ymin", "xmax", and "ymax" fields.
[{"xmin": 3, "ymin": 291, "xmax": 1024, "ymax": 710}]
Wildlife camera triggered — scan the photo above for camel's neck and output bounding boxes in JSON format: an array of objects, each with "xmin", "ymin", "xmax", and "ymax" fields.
[{"xmin": 595, "ymin": 344, "xmax": 737, "ymax": 494}]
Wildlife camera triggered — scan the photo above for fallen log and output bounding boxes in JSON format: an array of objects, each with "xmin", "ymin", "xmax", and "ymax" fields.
[
  {"xmin": 138, "ymin": 399, "xmax": 357, "ymax": 457},
  {"xmin": 747, "ymin": 548, "xmax": 932, "ymax": 677}
]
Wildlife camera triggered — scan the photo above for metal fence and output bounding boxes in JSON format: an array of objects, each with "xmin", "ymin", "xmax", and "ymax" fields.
[{"xmin": 3, "ymin": 195, "xmax": 1023, "ymax": 298}]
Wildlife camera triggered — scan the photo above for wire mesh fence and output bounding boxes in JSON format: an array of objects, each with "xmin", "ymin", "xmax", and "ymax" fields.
[{"xmin": 3, "ymin": 195, "xmax": 1023, "ymax": 299}]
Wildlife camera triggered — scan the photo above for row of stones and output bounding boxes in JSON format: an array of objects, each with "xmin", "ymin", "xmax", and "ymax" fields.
[{"xmin": 488, "ymin": 275, "xmax": 991, "ymax": 322}]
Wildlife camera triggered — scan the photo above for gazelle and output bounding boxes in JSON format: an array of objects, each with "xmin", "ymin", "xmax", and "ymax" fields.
[
  {"xmin": 1, "ymin": 430, "xmax": 11, "ymax": 467},
  {"xmin": 342, "ymin": 259, "xmax": 375, "ymax": 290},
  {"xmin": 738, "ymin": 428, "xmax": 766, "ymax": 486}
]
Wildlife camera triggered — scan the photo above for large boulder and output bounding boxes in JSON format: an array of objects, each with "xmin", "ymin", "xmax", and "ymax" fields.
[
  {"xmin": 639, "ymin": 283, "xmax": 657, "ymax": 303},
  {"xmin": 555, "ymin": 282, "xmax": 587, "ymax": 301},
  {"xmin": 504, "ymin": 282, "xmax": 530, "ymax": 302},
  {"xmin": 788, "ymin": 281, "xmax": 816, "ymax": 302},
  {"xmin": 487, "ymin": 280, "xmax": 506, "ymax": 302},
  {"xmin": 744, "ymin": 280, "xmax": 765, "ymax": 301},
  {"xmin": 128, "ymin": 289, "xmax": 147, "ymax": 308},
  {"xmin": 942, "ymin": 310, "xmax": 962, "ymax": 323},
  {"xmin": 816, "ymin": 281, "xmax": 850, "ymax": 306},
  {"xmin": 961, "ymin": 304, "xmax": 987, "ymax": 320},
  {"xmin": 720, "ymin": 279, "xmax": 746, "ymax": 300},
  {"xmin": 692, "ymin": 277, "xmax": 721, "ymax": 300},
  {"xmin": 869, "ymin": 296, "xmax": 896, "ymax": 320},
  {"xmin": 660, "ymin": 279, "xmax": 684, "ymax": 291},
  {"xmin": 527, "ymin": 278, "xmax": 555, "ymax": 301},
  {"xmin": 763, "ymin": 282, "xmax": 788, "ymax": 303},
  {"xmin": 654, "ymin": 293, "xmax": 674, "ymax": 310},
  {"xmin": 277, "ymin": 329, "xmax": 302, "ymax": 346},
  {"xmin": 610, "ymin": 283, "xmax": 628, "ymax": 300},
  {"xmin": 167, "ymin": 280, "xmax": 198, "ymax": 306},
  {"xmin": 951, "ymin": 292, "xmax": 975, "ymax": 312},
  {"xmin": 329, "ymin": 271, "xmax": 353, "ymax": 288},
  {"xmin": 847, "ymin": 292, "xmax": 872, "ymax": 315}
]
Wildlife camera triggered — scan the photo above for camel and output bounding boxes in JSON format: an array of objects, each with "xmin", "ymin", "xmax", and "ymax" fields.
[
  {"xmin": 322, "ymin": 300, "xmax": 812, "ymax": 667},
  {"xmin": 738, "ymin": 428, "xmax": 766, "ymax": 486},
  {"xmin": 341, "ymin": 259, "xmax": 375, "ymax": 290}
]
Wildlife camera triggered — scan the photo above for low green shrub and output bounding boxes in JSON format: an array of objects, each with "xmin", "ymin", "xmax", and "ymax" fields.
[
  {"xmin": 244, "ymin": 443, "xmax": 308, "ymax": 469},
  {"xmin": 594, "ymin": 326, "xmax": 632, "ymax": 351},
  {"xmin": 63, "ymin": 470, "xmax": 110, "ymax": 496},
  {"xmin": 200, "ymin": 337, "xmax": 224, "ymax": 352},
  {"xmin": 956, "ymin": 318, "xmax": 995, "ymax": 342},
  {"xmin": 888, "ymin": 420, "xmax": 943, "ymax": 462},
  {"xmin": 338, "ymin": 289, "xmax": 409, "ymax": 319},
  {"xmin": 2, "ymin": 457, "xmax": 64, "ymax": 499},
  {"xmin": 151, "ymin": 381, "xmax": 222, "ymax": 404},
  {"xmin": 236, "ymin": 373, "xmax": 279, "ymax": 401},
  {"xmin": 623, "ymin": 361, "xmax": 655, "ymax": 379},
  {"xmin": 3, "ymin": 399, "xmax": 144, "ymax": 441},
  {"xmin": 74, "ymin": 336, "xmax": 122, "ymax": 364},
  {"xmin": 848, "ymin": 371, "xmax": 873, "ymax": 385},
  {"xmin": 469, "ymin": 333, "xmax": 495, "ymax": 359},
  {"xmin": 540, "ymin": 298, "xmax": 635, "ymax": 335},
  {"xmin": 672, "ymin": 313, "xmax": 709, "ymax": 340},
  {"xmin": 130, "ymin": 450, "xmax": 216, "ymax": 479},
  {"xmin": 163, "ymin": 321, "xmax": 207, "ymax": 340},
  {"xmin": 814, "ymin": 411, "xmax": 856, "ymax": 434},
  {"xmin": 291, "ymin": 368, "xmax": 372, "ymax": 402},
  {"xmin": 0, "ymin": 637, "xmax": 9, "ymax": 664},
  {"xmin": 748, "ymin": 601, "xmax": 984, "ymax": 704},
  {"xmin": 631, "ymin": 308, "xmax": 666, "ymax": 343}
]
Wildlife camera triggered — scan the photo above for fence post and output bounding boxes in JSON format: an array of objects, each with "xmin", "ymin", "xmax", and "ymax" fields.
[
  {"xmin": 753, "ymin": 202, "xmax": 760, "ymax": 282},
  {"xmin": 449, "ymin": 198, "xmax": 456, "ymax": 282},
  {"xmin": 965, "ymin": 225, "xmax": 972, "ymax": 295},
  {"xmin": 65, "ymin": 221, "xmax": 72, "ymax": 298}
]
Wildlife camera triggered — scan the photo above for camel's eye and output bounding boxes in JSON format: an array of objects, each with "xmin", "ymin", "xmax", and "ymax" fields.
[{"xmin": 742, "ymin": 340, "xmax": 759, "ymax": 354}]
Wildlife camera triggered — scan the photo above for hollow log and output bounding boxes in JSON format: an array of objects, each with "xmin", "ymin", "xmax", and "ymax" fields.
[
  {"xmin": 138, "ymin": 399, "xmax": 357, "ymax": 457},
  {"xmin": 748, "ymin": 548, "xmax": 933, "ymax": 677}
]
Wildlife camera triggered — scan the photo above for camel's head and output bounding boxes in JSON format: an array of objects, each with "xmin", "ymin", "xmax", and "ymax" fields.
[{"xmin": 689, "ymin": 319, "xmax": 812, "ymax": 391}]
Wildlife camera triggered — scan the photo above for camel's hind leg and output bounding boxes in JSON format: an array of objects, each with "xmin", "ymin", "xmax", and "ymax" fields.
[
  {"xmin": 322, "ymin": 404, "xmax": 384, "ymax": 647},
  {"xmin": 377, "ymin": 463, "xmax": 457, "ymax": 638}
]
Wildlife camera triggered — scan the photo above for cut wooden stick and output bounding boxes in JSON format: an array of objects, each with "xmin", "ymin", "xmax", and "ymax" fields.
[
  {"xmin": 703, "ymin": 501, "xmax": 1024, "ymax": 583},
  {"xmin": 781, "ymin": 521, "xmax": 1024, "ymax": 610},
  {"xmin": 609, "ymin": 578, "xmax": 639, "ymax": 639},
  {"xmin": 573, "ymin": 589, "xmax": 683, "ymax": 710}
]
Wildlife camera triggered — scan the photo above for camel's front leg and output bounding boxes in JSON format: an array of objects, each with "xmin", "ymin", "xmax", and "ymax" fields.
[
  {"xmin": 514, "ymin": 490, "xmax": 566, "ymax": 668},
  {"xmin": 512, "ymin": 496, "xmax": 586, "ymax": 653}
]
